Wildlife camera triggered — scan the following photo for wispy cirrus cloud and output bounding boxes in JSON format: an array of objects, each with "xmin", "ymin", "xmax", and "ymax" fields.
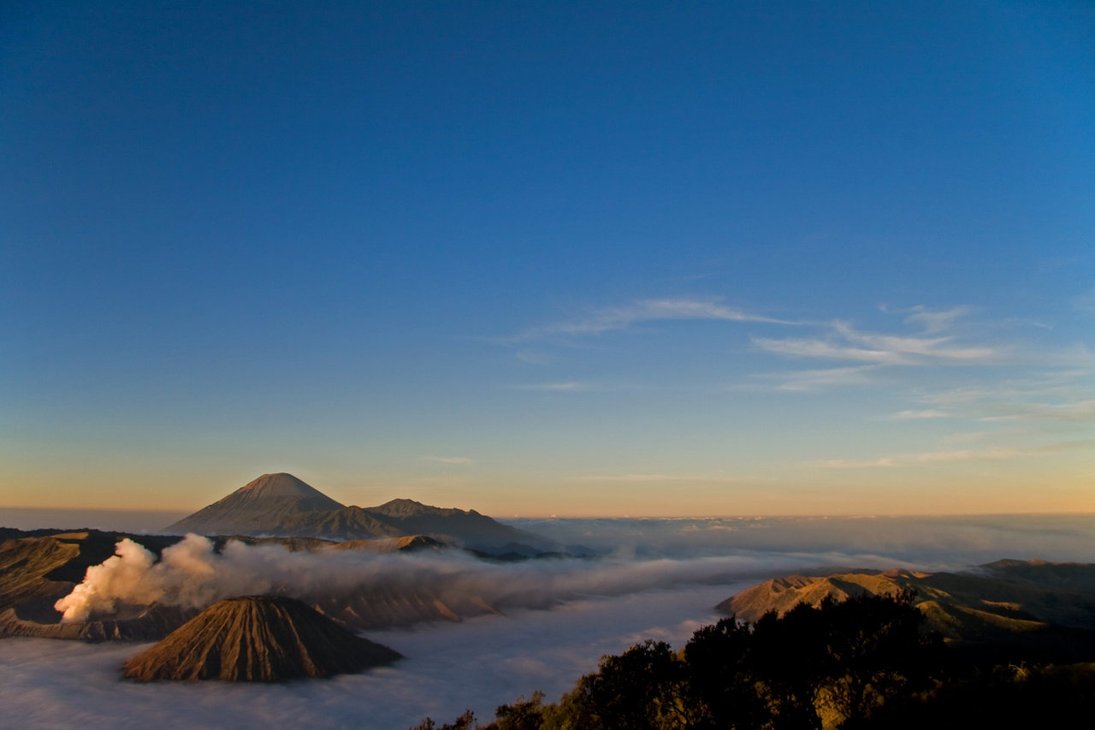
[
  {"xmin": 833, "ymin": 321, "xmax": 999, "ymax": 362},
  {"xmin": 754, "ymin": 307, "xmax": 1001, "ymax": 367},
  {"xmin": 898, "ymin": 305, "xmax": 974, "ymax": 333},
  {"xmin": 510, "ymin": 381, "xmax": 591, "ymax": 392},
  {"xmin": 424, "ymin": 456, "xmax": 475, "ymax": 465},
  {"xmin": 815, "ymin": 447, "xmax": 1022, "ymax": 469},
  {"xmin": 514, "ymin": 350, "xmax": 553, "ymax": 365},
  {"xmin": 917, "ymin": 370, "xmax": 1095, "ymax": 423},
  {"xmin": 979, "ymin": 399, "xmax": 1095, "ymax": 423},
  {"xmin": 515, "ymin": 297, "xmax": 792, "ymax": 340},
  {"xmin": 749, "ymin": 365, "xmax": 881, "ymax": 392},
  {"xmin": 889, "ymin": 409, "xmax": 952, "ymax": 421},
  {"xmin": 814, "ymin": 439, "xmax": 1093, "ymax": 469},
  {"xmin": 1073, "ymin": 286, "xmax": 1095, "ymax": 314},
  {"xmin": 579, "ymin": 473, "xmax": 739, "ymax": 484},
  {"xmin": 752, "ymin": 336, "xmax": 913, "ymax": 365}
]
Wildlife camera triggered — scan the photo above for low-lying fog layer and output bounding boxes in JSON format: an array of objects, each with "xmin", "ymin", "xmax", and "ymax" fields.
[
  {"xmin": 5, "ymin": 515, "xmax": 1095, "ymax": 729},
  {"xmin": 514, "ymin": 514, "xmax": 1095, "ymax": 563}
]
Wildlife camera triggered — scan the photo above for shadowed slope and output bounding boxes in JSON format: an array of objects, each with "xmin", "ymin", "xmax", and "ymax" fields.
[{"xmin": 123, "ymin": 595, "xmax": 401, "ymax": 681}]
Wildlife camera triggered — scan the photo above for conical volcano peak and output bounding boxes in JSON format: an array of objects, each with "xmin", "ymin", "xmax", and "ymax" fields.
[
  {"xmin": 122, "ymin": 595, "xmax": 401, "ymax": 681},
  {"xmin": 239, "ymin": 473, "xmax": 333, "ymax": 499},
  {"xmin": 165, "ymin": 474, "xmax": 345, "ymax": 535}
]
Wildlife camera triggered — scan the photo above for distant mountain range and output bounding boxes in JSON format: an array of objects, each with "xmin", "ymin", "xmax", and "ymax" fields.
[{"xmin": 166, "ymin": 472, "xmax": 548, "ymax": 553}]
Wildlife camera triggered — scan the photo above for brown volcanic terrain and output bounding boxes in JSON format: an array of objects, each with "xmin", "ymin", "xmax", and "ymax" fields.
[
  {"xmin": 123, "ymin": 595, "xmax": 400, "ymax": 681},
  {"xmin": 720, "ymin": 561, "xmax": 1095, "ymax": 640}
]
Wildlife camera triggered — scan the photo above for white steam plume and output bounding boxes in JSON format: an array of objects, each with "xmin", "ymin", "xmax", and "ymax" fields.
[
  {"xmin": 54, "ymin": 533, "xmax": 868, "ymax": 623},
  {"xmin": 55, "ymin": 534, "xmax": 272, "ymax": 622}
]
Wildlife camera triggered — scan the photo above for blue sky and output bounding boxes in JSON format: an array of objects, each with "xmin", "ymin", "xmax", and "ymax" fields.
[{"xmin": 2, "ymin": 1, "xmax": 1093, "ymax": 515}]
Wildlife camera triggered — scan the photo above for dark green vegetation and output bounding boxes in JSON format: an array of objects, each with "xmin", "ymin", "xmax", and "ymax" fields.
[{"xmin": 414, "ymin": 593, "xmax": 1095, "ymax": 730}]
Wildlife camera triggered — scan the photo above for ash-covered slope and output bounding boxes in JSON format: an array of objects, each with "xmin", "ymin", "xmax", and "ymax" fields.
[
  {"xmin": 719, "ymin": 561, "xmax": 1095, "ymax": 640},
  {"xmin": 166, "ymin": 473, "xmax": 548, "ymax": 551},
  {"xmin": 123, "ymin": 595, "xmax": 401, "ymax": 681}
]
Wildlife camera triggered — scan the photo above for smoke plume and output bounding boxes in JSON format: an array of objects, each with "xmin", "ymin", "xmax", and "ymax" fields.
[{"xmin": 54, "ymin": 533, "xmax": 862, "ymax": 623}]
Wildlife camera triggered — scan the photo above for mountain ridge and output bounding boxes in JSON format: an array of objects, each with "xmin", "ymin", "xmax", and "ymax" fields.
[{"xmin": 165, "ymin": 473, "xmax": 549, "ymax": 552}]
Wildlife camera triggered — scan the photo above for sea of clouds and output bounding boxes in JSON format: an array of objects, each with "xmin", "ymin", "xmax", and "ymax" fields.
[
  {"xmin": 2, "ymin": 583, "xmax": 735, "ymax": 730},
  {"xmin": 53, "ymin": 530, "xmax": 908, "ymax": 624},
  {"xmin": 4, "ymin": 514, "xmax": 1095, "ymax": 729}
]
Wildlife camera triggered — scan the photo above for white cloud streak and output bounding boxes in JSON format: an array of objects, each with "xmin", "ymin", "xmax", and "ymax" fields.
[
  {"xmin": 753, "ymin": 336, "xmax": 912, "ymax": 364},
  {"xmin": 579, "ymin": 473, "xmax": 739, "ymax": 484},
  {"xmin": 752, "ymin": 365, "xmax": 881, "ymax": 392},
  {"xmin": 1073, "ymin": 286, "xmax": 1095, "ymax": 314},
  {"xmin": 754, "ymin": 318, "xmax": 1000, "ymax": 367},
  {"xmin": 918, "ymin": 371, "xmax": 1095, "ymax": 423},
  {"xmin": 424, "ymin": 456, "xmax": 475, "ymax": 465},
  {"xmin": 815, "ymin": 447, "xmax": 1022, "ymax": 469},
  {"xmin": 901, "ymin": 305, "xmax": 973, "ymax": 333},
  {"xmin": 979, "ymin": 399, "xmax": 1095, "ymax": 423},
  {"xmin": 889, "ymin": 409, "xmax": 952, "ymax": 421},
  {"xmin": 517, "ymin": 298, "xmax": 792, "ymax": 340},
  {"xmin": 511, "ymin": 381, "xmax": 590, "ymax": 392}
]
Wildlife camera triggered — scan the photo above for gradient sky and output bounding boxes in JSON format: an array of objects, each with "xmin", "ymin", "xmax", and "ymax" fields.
[{"xmin": 2, "ymin": 1, "xmax": 1093, "ymax": 517}]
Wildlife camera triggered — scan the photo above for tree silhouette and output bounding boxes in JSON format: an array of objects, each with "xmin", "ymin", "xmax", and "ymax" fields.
[
  {"xmin": 684, "ymin": 617, "xmax": 769, "ymax": 729},
  {"xmin": 561, "ymin": 640, "xmax": 687, "ymax": 729},
  {"xmin": 417, "ymin": 592, "xmax": 947, "ymax": 730},
  {"xmin": 814, "ymin": 591, "xmax": 940, "ymax": 727}
]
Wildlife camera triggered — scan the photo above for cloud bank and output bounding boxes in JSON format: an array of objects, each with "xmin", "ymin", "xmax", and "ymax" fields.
[{"xmin": 54, "ymin": 533, "xmax": 865, "ymax": 625}]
